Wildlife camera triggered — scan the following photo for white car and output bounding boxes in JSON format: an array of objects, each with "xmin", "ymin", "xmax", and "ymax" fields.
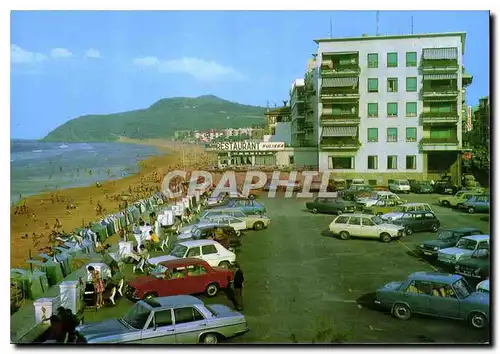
[
  {"xmin": 388, "ymin": 179, "xmax": 411, "ymax": 194},
  {"xmin": 328, "ymin": 213, "xmax": 405, "ymax": 243},
  {"xmin": 200, "ymin": 209, "xmax": 271, "ymax": 230},
  {"xmin": 356, "ymin": 191, "xmax": 404, "ymax": 208},
  {"xmin": 437, "ymin": 235, "xmax": 490, "ymax": 265},
  {"xmin": 178, "ymin": 216, "xmax": 245, "ymax": 239},
  {"xmin": 382, "ymin": 203, "xmax": 433, "ymax": 221},
  {"xmin": 477, "ymin": 279, "xmax": 489, "ymax": 293},
  {"xmin": 148, "ymin": 239, "xmax": 236, "ymax": 268}
]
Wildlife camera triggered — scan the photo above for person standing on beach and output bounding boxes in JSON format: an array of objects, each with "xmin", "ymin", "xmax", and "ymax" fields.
[{"xmin": 87, "ymin": 266, "xmax": 105, "ymax": 309}]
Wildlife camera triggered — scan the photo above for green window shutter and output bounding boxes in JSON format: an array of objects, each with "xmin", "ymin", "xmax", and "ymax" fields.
[
  {"xmin": 367, "ymin": 103, "xmax": 378, "ymax": 117},
  {"xmin": 367, "ymin": 128, "xmax": 378, "ymax": 142},
  {"xmin": 367, "ymin": 53, "xmax": 378, "ymax": 68},
  {"xmin": 406, "ymin": 52, "xmax": 417, "ymax": 67},
  {"xmin": 439, "ymin": 104, "xmax": 452, "ymax": 113},
  {"xmin": 332, "ymin": 106, "xmax": 342, "ymax": 115},
  {"xmin": 368, "ymin": 78, "xmax": 378, "ymax": 92},
  {"xmin": 387, "ymin": 128, "xmax": 398, "ymax": 142},
  {"xmin": 406, "ymin": 77, "xmax": 417, "ymax": 92},
  {"xmin": 406, "ymin": 127, "xmax": 417, "ymax": 142},
  {"xmin": 430, "ymin": 129, "xmax": 452, "ymax": 139},
  {"xmin": 387, "ymin": 102, "xmax": 398, "ymax": 117},
  {"xmin": 387, "ymin": 52, "xmax": 398, "ymax": 67},
  {"xmin": 406, "ymin": 102, "xmax": 417, "ymax": 117}
]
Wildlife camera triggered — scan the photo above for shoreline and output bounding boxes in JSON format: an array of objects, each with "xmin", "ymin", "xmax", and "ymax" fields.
[{"xmin": 10, "ymin": 138, "xmax": 215, "ymax": 268}]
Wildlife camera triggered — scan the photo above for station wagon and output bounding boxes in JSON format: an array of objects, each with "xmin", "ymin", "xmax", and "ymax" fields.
[
  {"xmin": 392, "ymin": 211, "xmax": 440, "ymax": 235},
  {"xmin": 382, "ymin": 203, "xmax": 433, "ymax": 221},
  {"xmin": 460, "ymin": 195, "xmax": 490, "ymax": 214}
]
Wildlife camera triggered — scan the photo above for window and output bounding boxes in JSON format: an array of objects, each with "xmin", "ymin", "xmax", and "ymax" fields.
[
  {"xmin": 367, "ymin": 53, "xmax": 378, "ymax": 68},
  {"xmin": 362, "ymin": 218, "xmax": 375, "ymax": 226},
  {"xmin": 424, "ymin": 212, "xmax": 436, "ymax": 219},
  {"xmin": 387, "ymin": 128, "xmax": 398, "ymax": 142},
  {"xmin": 406, "ymin": 155, "xmax": 417, "ymax": 169},
  {"xmin": 187, "ymin": 265, "xmax": 208, "ymax": 277},
  {"xmin": 431, "ymin": 283, "xmax": 456, "ymax": 298},
  {"xmin": 330, "ymin": 157, "xmax": 354, "ymax": 169},
  {"xmin": 387, "ymin": 78, "xmax": 398, "ymax": 92},
  {"xmin": 187, "ymin": 247, "xmax": 201, "ymax": 257},
  {"xmin": 201, "ymin": 245, "xmax": 218, "ymax": 255},
  {"xmin": 387, "ymin": 52, "xmax": 398, "ymax": 67},
  {"xmin": 289, "ymin": 156, "xmax": 294, "ymax": 165},
  {"xmin": 368, "ymin": 78, "xmax": 378, "ymax": 92},
  {"xmin": 406, "ymin": 102, "xmax": 417, "ymax": 117},
  {"xmin": 335, "ymin": 216, "xmax": 349, "ymax": 224},
  {"xmin": 368, "ymin": 179, "xmax": 377, "ymax": 186},
  {"xmin": 387, "ymin": 103, "xmax": 398, "ymax": 117},
  {"xmin": 154, "ymin": 310, "xmax": 173, "ymax": 327},
  {"xmin": 428, "ymin": 103, "xmax": 453, "ymax": 113},
  {"xmin": 174, "ymin": 307, "xmax": 205, "ymax": 324},
  {"xmin": 367, "ymin": 156, "xmax": 378, "ymax": 170},
  {"xmin": 430, "ymin": 129, "xmax": 452, "ymax": 139},
  {"xmin": 367, "ymin": 128, "xmax": 378, "ymax": 142},
  {"xmin": 406, "ymin": 52, "xmax": 417, "ymax": 67},
  {"xmin": 348, "ymin": 217, "xmax": 361, "ymax": 225},
  {"xmin": 387, "ymin": 156, "xmax": 398, "ymax": 169},
  {"xmin": 405, "ymin": 280, "xmax": 432, "ymax": 295},
  {"xmin": 367, "ymin": 103, "xmax": 378, "ymax": 117},
  {"xmin": 406, "ymin": 127, "xmax": 417, "ymax": 142},
  {"xmin": 406, "ymin": 77, "xmax": 417, "ymax": 92}
]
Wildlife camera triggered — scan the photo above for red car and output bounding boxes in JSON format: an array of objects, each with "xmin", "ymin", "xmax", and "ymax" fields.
[{"xmin": 126, "ymin": 258, "xmax": 233, "ymax": 301}]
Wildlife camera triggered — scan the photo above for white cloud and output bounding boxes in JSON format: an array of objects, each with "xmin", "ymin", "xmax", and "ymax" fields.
[
  {"xmin": 85, "ymin": 48, "xmax": 102, "ymax": 58},
  {"xmin": 11, "ymin": 44, "xmax": 48, "ymax": 64},
  {"xmin": 133, "ymin": 56, "xmax": 246, "ymax": 82},
  {"xmin": 51, "ymin": 48, "xmax": 73, "ymax": 59}
]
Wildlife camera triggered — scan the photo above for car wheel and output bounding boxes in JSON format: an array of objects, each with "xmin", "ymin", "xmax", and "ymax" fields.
[
  {"xmin": 200, "ymin": 333, "xmax": 219, "ymax": 344},
  {"xmin": 380, "ymin": 233, "xmax": 392, "ymax": 243},
  {"xmin": 405, "ymin": 227, "xmax": 413, "ymax": 235},
  {"xmin": 376, "ymin": 212, "xmax": 383, "ymax": 216},
  {"xmin": 312, "ymin": 208, "xmax": 319, "ymax": 214},
  {"xmin": 469, "ymin": 312, "xmax": 487, "ymax": 329},
  {"xmin": 336, "ymin": 209, "xmax": 343, "ymax": 216},
  {"xmin": 468, "ymin": 207, "xmax": 475, "ymax": 214},
  {"xmin": 431, "ymin": 224, "xmax": 439, "ymax": 232},
  {"xmin": 205, "ymin": 283, "xmax": 219, "ymax": 297},
  {"xmin": 218, "ymin": 261, "xmax": 230, "ymax": 268},
  {"xmin": 442, "ymin": 201, "xmax": 450, "ymax": 207},
  {"xmin": 339, "ymin": 231, "xmax": 350, "ymax": 240},
  {"xmin": 253, "ymin": 221, "xmax": 264, "ymax": 230},
  {"xmin": 144, "ymin": 292, "xmax": 158, "ymax": 300},
  {"xmin": 392, "ymin": 303, "xmax": 412, "ymax": 320}
]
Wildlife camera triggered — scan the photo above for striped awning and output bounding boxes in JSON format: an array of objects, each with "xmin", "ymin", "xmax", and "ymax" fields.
[
  {"xmin": 322, "ymin": 77, "xmax": 359, "ymax": 88},
  {"xmin": 423, "ymin": 48, "xmax": 458, "ymax": 60},
  {"xmin": 423, "ymin": 73, "xmax": 457, "ymax": 80},
  {"xmin": 321, "ymin": 126, "xmax": 358, "ymax": 137}
]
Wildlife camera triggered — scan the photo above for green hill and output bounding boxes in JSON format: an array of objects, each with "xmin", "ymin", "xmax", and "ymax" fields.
[{"xmin": 42, "ymin": 95, "xmax": 267, "ymax": 142}]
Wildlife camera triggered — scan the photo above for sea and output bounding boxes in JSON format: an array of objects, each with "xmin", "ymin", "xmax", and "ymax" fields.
[{"xmin": 10, "ymin": 139, "xmax": 163, "ymax": 203}]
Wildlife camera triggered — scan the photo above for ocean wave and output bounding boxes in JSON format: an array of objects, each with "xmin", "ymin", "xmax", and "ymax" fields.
[
  {"xmin": 32, "ymin": 149, "xmax": 43, "ymax": 153},
  {"xmin": 59, "ymin": 144, "xmax": 69, "ymax": 149}
]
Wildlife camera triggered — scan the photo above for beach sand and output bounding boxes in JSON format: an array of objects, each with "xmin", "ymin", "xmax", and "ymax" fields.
[{"xmin": 10, "ymin": 138, "xmax": 216, "ymax": 268}]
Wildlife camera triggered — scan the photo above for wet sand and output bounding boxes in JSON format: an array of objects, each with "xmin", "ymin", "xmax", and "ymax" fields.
[{"xmin": 10, "ymin": 138, "xmax": 216, "ymax": 268}]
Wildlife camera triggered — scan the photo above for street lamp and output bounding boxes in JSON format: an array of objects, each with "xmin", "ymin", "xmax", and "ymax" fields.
[{"xmin": 120, "ymin": 194, "xmax": 131, "ymax": 241}]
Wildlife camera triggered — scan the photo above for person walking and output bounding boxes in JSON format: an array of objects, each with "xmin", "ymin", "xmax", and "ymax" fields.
[
  {"xmin": 88, "ymin": 266, "xmax": 105, "ymax": 309},
  {"xmin": 233, "ymin": 262, "xmax": 244, "ymax": 311}
]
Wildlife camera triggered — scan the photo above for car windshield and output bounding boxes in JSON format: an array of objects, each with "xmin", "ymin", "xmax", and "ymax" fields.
[
  {"xmin": 170, "ymin": 244, "xmax": 188, "ymax": 258},
  {"xmin": 456, "ymin": 238, "xmax": 478, "ymax": 250},
  {"xmin": 453, "ymin": 279, "xmax": 473, "ymax": 299},
  {"xmin": 437, "ymin": 231, "xmax": 454, "ymax": 240},
  {"xmin": 371, "ymin": 216, "xmax": 384, "ymax": 225},
  {"xmin": 122, "ymin": 302, "xmax": 151, "ymax": 329}
]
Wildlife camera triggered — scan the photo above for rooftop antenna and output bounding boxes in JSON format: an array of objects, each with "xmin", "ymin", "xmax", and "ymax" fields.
[
  {"xmin": 329, "ymin": 16, "xmax": 333, "ymax": 38},
  {"xmin": 411, "ymin": 15, "xmax": 414, "ymax": 34},
  {"xmin": 376, "ymin": 11, "xmax": 379, "ymax": 36}
]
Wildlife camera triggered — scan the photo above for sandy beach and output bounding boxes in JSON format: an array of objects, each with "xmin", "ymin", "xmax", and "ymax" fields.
[{"xmin": 10, "ymin": 138, "xmax": 216, "ymax": 268}]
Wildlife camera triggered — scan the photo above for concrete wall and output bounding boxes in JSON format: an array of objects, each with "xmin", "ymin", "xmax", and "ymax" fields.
[{"xmin": 271, "ymin": 122, "xmax": 292, "ymax": 145}]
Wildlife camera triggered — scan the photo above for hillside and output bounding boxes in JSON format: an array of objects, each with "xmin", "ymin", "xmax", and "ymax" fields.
[{"xmin": 42, "ymin": 95, "xmax": 267, "ymax": 142}]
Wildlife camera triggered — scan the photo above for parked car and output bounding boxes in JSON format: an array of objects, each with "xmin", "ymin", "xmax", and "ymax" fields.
[
  {"xmin": 328, "ymin": 213, "xmax": 405, "ymax": 243},
  {"xmin": 180, "ymin": 216, "xmax": 245, "ymax": 236},
  {"xmin": 433, "ymin": 180, "xmax": 459, "ymax": 195},
  {"xmin": 391, "ymin": 211, "xmax": 440, "ymax": 235},
  {"xmin": 200, "ymin": 209, "xmax": 271, "ymax": 230},
  {"xmin": 363, "ymin": 199, "xmax": 406, "ymax": 216},
  {"xmin": 388, "ymin": 179, "xmax": 411, "ymax": 194},
  {"xmin": 455, "ymin": 245, "xmax": 490, "ymax": 280},
  {"xmin": 148, "ymin": 240, "xmax": 236, "ymax": 268},
  {"xmin": 329, "ymin": 178, "xmax": 347, "ymax": 191},
  {"xmin": 460, "ymin": 195, "xmax": 490, "ymax": 214},
  {"xmin": 476, "ymin": 279, "xmax": 489, "ymax": 294},
  {"xmin": 306, "ymin": 197, "xmax": 356, "ymax": 215},
  {"xmin": 127, "ymin": 259, "xmax": 233, "ymax": 301},
  {"xmin": 438, "ymin": 191, "xmax": 484, "ymax": 208},
  {"xmin": 218, "ymin": 199, "xmax": 266, "ymax": 215},
  {"xmin": 76, "ymin": 295, "xmax": 249, "ymax": 343},
  {"xmin": 382, "ymin": 203, "xmax": 433, "ymax": 221},
  {"xmin": 205, "ymin": 193, "xmax": 228, "ymax": 208},
  {"xmin": 356, "ymin": 191, "xmax": 406, "ymax": 209},
  {"xmin": 176, "ymin": 224, "xmax": 242, "ymax": 252},
  {"xmin": 374, "ymin": 272, "xmax": 489, "ymax": 329},
  {"xmin": 417, "ymin": 227, "xmax": 484, "ymax": 257},
  {"xmin": 437, "ymin": 235, "xmax": 490, "ymax": 266},
  {"xmin": 339, "ymin": 184, "xmax": 373, "ymax": 201},
  {"xmin": 350, "ymin": 179, "xmax": 366, "ymax": 187},
  {"xmin": 410, "ymin": 180, "xmax": 434, "ymax": 194}
]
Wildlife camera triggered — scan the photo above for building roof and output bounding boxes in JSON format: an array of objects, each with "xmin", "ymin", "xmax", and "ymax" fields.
[
  {"xmin": 265, "ymin": 106, "xmax": 290, "ymax": 116},
  {"xmin": 314, "ymin": 32, "xmax": 467, "ymax": 54},
  {"xmin": 142, "ymin": 295, "xmax": 203, "ymax": 309},
  {"xmin": 408, "ymin": 272, "xmax": 462, "ymax": 284}
]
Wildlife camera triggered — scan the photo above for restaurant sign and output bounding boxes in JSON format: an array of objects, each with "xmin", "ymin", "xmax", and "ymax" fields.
[{"xmin": 207, "ymin": 141, "xmax": 285, "ymax": 152}]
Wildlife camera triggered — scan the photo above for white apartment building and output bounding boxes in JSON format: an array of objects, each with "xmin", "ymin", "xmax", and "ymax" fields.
[{"xmin": 314, "ymin": 32, "xmax": 472, "ymax": 185}]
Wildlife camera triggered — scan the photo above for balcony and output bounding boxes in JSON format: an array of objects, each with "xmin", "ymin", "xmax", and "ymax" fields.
[
  {"xmin": 321, "ymin": 65, "xmax": 360, "ymax": 77},
  {"xmin": 421, "ymin": 48, "xmax": 459, "ymax": 73},
  {"xmin": 320, "ymin": 138, "xmax": 361, "ymax": 150},
  {"xmin": 320, "ymin": 114, "xmax": 360, "ymax": 126},
  {"xmin": 320, "ymin": 77, "xmax": 359, "ymax": 101},
  {"xmin": 421, "ymin": 78, "xmax": 459, "ymax": 99},
  {"xmin": 420, "ymin": 137, "xmax": 460, "ymax": 151},
  {"xmin": 420, "ymin": 112, "xmax": 459, "ymax": 125}
]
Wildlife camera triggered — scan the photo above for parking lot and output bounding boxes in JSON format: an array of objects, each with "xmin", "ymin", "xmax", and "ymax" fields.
[{"xmin": 84, "ymin": 192, "xmax": 490, "ymax": 343}]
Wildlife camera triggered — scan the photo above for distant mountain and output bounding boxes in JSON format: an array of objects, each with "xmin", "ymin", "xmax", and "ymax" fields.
[{"xmin": 42, "ymin": 95, "xmax": 267, "ymax": 142}]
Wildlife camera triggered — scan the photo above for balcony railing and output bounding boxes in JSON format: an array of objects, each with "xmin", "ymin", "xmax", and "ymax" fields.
[
  {"xmin": 320, "ymin": 90, "xmax": 360, "ymax": 100},
  {"xmin": 321, "ymin": 65, "xmax": 361, "ymax": 76},
  {"xmin": 422, "ymin": 88, "xmax": 459, "ymax": 98},
  {"xmin": 320, "ymin": 115, "xmax": 360, "ymax": 125},
  {"xmin": 420, "ymin": 137, "xmax": 460, "ymax": 151},
  {"xmin": 421, "ymin": 59, "xmax": 459, "ymax": 72},
  {"xmin": 420, "ymin": 114, "xmax": 459, "ymax": 125},
  {"xmin": 320, "ymin": 139, "xmax": 361, "ymax": 150}
]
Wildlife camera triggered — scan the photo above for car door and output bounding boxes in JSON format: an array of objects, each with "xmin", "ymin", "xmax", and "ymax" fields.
[
  {"xmin": 185, "ymin": 264, "xmax": 210, "ymax": 293},
  {"xmin": 477, "ymin": 196, "xmax": 490, "ymax": 212},
  {"xmin": 423, "ymin": 213, "xmax": 438, "ymax": 231},
  {"xmin": 200, "ymin": 244, "xmax": 221, "ymax": 267},
  {"xmin": 360, "ymin": 217, "xmax": 377, "ymax": 238},
  {"xmin": 173, "ymin": 306, "xmax": 208, "ymax": 344},
  {"xmin": 402, "ymin": 280, "xmax": 432, "ymax": 315},
  {"xmin": 412, "ymin": 213, "xmax": 425, "ymax": 232},
  {"xmin": 141, "ymin": 309, "xmax": 176, "ymax": 344},
  {"xmin": 347, "ymin": 216, "xmax": 362, "ymax": 237},
  {"xmin": 429, "ymin": 283, "xmax": 461, "ymax": 319},
  {"xmin": 186, "ymin": 246, "xmax": 202, "ymax": 259}
]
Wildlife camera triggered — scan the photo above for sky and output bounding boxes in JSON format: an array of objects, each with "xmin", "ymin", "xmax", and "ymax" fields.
[{"xmin": 10, "ymin": 10, "xmax": 489, "ymax": 139}]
